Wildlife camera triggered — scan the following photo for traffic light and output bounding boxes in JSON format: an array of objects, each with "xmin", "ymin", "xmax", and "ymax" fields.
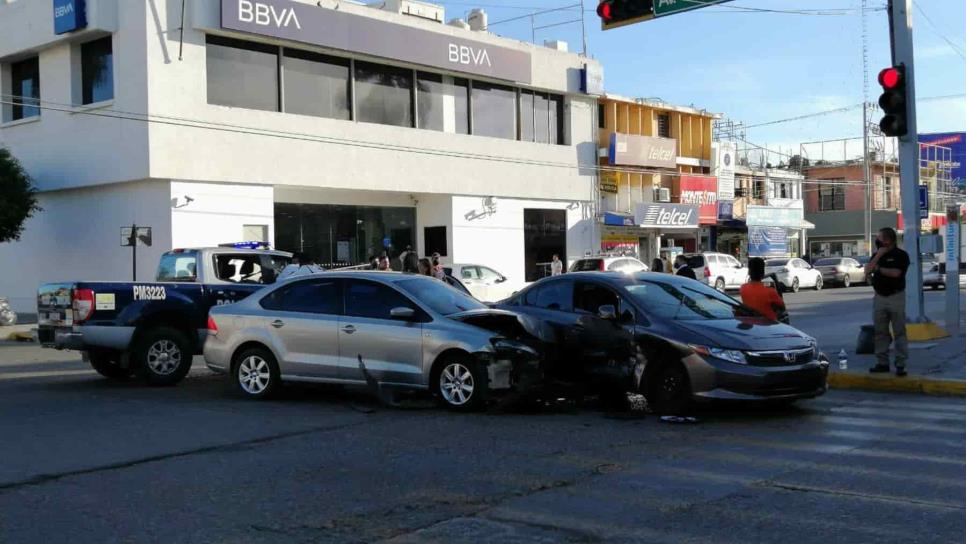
[
  {"xmin": 597, "ymin": 0, "xmax": 654, "ymax": 30},
  {"xmin": 878, "ymin": 65, "xmax": 908, "ymax": 137}
]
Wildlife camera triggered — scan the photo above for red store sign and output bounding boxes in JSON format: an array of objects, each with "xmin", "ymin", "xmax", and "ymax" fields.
[{"xmin": 675, "ymin": 176, "xmax": 718, "ymax": 225}]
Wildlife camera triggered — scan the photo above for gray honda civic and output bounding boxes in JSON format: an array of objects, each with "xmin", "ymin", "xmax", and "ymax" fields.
[{"xmin": 203, "ymin": 272, "xmax": 550, "ymax": 411}]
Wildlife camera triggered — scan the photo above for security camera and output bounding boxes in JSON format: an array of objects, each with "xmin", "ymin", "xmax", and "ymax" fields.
[{"xmin": 184, "ymin": 196, "xmax": 194, "ymax": 203}]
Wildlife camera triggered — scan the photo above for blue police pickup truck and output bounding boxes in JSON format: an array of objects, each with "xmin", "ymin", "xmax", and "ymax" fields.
[{"xmin": 37, "ymin": 247, "xmax": 292, "ymax": 385}]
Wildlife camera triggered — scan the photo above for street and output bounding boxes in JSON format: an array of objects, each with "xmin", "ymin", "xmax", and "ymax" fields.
[{"xmin": 2, "ymin": 286, "xmax": 965, "ymax": 544}]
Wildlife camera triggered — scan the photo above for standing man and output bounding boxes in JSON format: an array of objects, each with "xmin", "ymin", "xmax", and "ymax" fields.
[
  {"xmin": 865, "ymin": 227, "xmax": 910, "ymax": 376},
  {"xmin": 673, "ymin": 255, "xmax": 697, "ymax": 279},
  {"xmin": 550, "ymin": 254, "xmax": 564, "ymax": 276}
]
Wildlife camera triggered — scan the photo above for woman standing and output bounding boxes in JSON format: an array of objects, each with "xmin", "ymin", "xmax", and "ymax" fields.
[{"xmin": 417, "ymin": 258, "xmax": 434, "ymax": 277}]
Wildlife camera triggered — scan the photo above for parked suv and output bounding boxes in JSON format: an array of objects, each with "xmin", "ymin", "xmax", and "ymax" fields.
[
  {"xmin": 569, "ymin": 256, "xmax": 649, "ymax": 274},
  {"xmin": 684, "ymin": 253, "xmax": 748, "ymax": 291}
]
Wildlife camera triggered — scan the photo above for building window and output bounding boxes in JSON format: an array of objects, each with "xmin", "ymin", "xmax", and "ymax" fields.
[
  {"xmin": 519, "ymin": 91, "xmax": 563, "ymax": 144},
  {"xmin": 81, "ymin": 37, "xmax": 114, "ymax": 105},
  {"xmin": 10, "ymin": 57, "xmax": 40, "ymax": 120},
  {"xmin": 779, "ymin": 183, "xmax": 789, "ymax": 199},
  {"xmin": 819, "ymin": 181, "xmax": 846, "ymax": 211},
  {"xmin": 876, "ymin": 176, "xmax": 895, "ymax": 209},
  {"xmin": 424, "ymin": 226, "xmax": 447, "ymax": 256},
  {"xmin": 753, "ymin": 176, "xmax": 765, "ymax": 199},
  {"xmin": 472, "ymin": 81, "xmax": 516, "ymax": 140},
  {"xmin": 598, "ymin": 103, "xmax": 605, "ymax": 128},
  {"xmin": 206, "ymin": 35, "xmax": 279, "ymax": 112},
  {"xmin": 282, "ymin": 49, "xmax": 350, "ymax": 120},
  {"xmin": 354, "ymin": 61, "xmax": 413, "ymax": 128},
  {"xmin": 416, "ymin": 72, "xmax": 468, "ymax": 134},
  {"xmin": 657, "ymin": 113, "xmax": 671, "ymax": 138}
]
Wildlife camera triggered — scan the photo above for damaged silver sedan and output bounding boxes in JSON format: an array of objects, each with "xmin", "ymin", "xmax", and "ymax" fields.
[{"xmin": 203, "ymin": 272, "xmax": 551, "ymax": 411}]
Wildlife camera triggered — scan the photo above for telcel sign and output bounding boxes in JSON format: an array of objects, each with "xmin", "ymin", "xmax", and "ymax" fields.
[
  {"xmin": 222, "ymin": 0, "xmax": 532, "ymax": 83},
  {"xmin": 53, "ymin": 0, "xmax": 87, "ymax": 34},
  {"xmin": 635, "ymin": 203, "xmax": 699, "ymax": 228}
]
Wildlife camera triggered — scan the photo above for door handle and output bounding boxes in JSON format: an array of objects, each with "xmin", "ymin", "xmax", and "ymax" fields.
[
  {"xmin": 271, "ymin": 320, "xmax": 284, "ymax": 328},
  {"xmin": 342, "ymin": 325, "xmax": 356, "ymax": 334}
]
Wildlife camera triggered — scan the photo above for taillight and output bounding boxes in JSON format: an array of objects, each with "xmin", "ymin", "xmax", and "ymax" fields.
[
  {"xmin": 598, "ymin": 260, "xmax": 605, "ymax": 271},
  {"xmin": 207, "ymin": 315, "xmax": 219, "ymax": 335},
  {"xmin": 73, "ymin": 288, "xmax": 95, "ymax": 323},
  {"xmin": 704, "ymin": 266, "xmax": 711, "ymax": 278}
]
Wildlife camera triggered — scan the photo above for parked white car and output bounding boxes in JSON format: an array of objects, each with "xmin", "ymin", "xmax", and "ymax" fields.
[
  {"xmin": 684, "ymin": 253, "xmax": 748, "ymax": 291},
  {"xmin": 569, "ymin": 256, "xmax": 649, "ymax": 274},
  {"xmin": 765, "ymin": 258, "xmax": 824, "ymax": 292},
  {"xmin": 924, "ymin": 261, "xmax": 966, "ymax": 290},
  {"xmin": 446, "ymin": 264, "xmax": 521, "ymax": 302}
]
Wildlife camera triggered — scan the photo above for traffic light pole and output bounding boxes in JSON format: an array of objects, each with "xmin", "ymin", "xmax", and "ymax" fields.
[{"xmin": 888, "ymin": 0, "xmax": 926, "ymax": 322}]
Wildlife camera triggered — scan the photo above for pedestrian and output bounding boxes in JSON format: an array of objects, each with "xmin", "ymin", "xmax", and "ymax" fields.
[
  {"xmin": 417, "ymin": 258, "xmax": 434, "ymax": 277},
  {"xmin": 673, "ymin": 255, "xmax": 697, "ymax": 280},
  {"xmin": 651, "ymin": 258, "xmax": 665, "ymax": 273},
  {"xmin": 551, "ymin": 254, "xmax": 564, "ymax": 276},
  {"xmin": 399, "ymin": 245, "xmax": 419, "ymax": 273},
  {"xmin": 377, "ymin": 253, "xmax": 391, "ymax": 271},
  {"xmin": 368, "ymin": 255, "xmax": 379, "ymax": 270},
  {"xmin": 740, "ymin": 258, "xmax": 787, "ymax": 322},
  {"xmin": 865, "ymin": 227, "xmax": 910, "ymax": 376},
  {"xmin": 431, "ymin": 253, "xmax": 446, "ymax": 279}
]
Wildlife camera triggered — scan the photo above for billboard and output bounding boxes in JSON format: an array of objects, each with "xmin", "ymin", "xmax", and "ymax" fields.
[
  {"xmin": 608, "ymin": 133, "xmax": 678, "ymax": 169},
  {"xmin": 748, "ymin": 227, "xmax": 789, "ymax": 257},
  {"xmin": 675, "ymin": 176, "xmax": 718, "ymax": 225},
  {"xmin": 920, "ymin": 132, "xmax": 965, "ymax": 187}
]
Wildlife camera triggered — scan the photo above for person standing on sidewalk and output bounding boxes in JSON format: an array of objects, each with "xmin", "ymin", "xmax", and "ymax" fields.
[
  {"xmin": 550, "ymin": 254, "xmax": 564, "ymax": 276},
  {"xmin": 865, "ymin": 227, "xmax": 910, "ymax": 377},
  {"xmin": 673, "ymin": 255, "xmax": 697, "ymax": 280}
]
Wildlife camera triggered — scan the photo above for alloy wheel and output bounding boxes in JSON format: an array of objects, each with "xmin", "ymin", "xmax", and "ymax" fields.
[
  {"xmin": 791, "ymin": 278, "xmax": 800, "ymax": 293},
  {"xmin": 714, "ymin": 278, "xmax": 726, "ymax": 292},
  {"xmin": 843, "ymin": 275, "xmax": 851, "ymax": 288},
  {"xmin": 238, "ymin": 356, "xmax": 271, "ymax": 395},
  {"xmin": 439, "ymin": 363, "xmax": 475, "ymax": 406},
  {"xmin": 146, "ymin": 340, "xmax": 182, "ymax": 376}
]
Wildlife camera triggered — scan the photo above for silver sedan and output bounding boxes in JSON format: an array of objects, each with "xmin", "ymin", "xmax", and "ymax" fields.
[{"xmin": 203, "ymin": 272, "xmax": 542, "ymax": 410}]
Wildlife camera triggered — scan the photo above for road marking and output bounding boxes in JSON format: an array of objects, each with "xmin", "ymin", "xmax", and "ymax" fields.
[
  {"xmin": 0, "ymin": 369, "xmax": 95, "ymax": 381},
  {"xmin": 761, "ymin": 481, "xmax": 966, "ymax": 510}
]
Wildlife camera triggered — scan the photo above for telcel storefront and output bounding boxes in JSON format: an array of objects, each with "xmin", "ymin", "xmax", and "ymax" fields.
[{"xmin": 0, "ymin": 0, "xmax": 601, "ymax": 311}]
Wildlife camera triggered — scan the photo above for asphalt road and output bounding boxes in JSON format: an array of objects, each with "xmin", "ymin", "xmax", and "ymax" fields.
[{"xmin": 1, "ymin": 342, "xmax": 964, "ymax": 543}]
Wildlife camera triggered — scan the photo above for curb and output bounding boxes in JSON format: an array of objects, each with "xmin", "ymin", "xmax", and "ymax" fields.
[{"xmin": 828, "ymin": 372, "xmax": 966, "ymax": 397}]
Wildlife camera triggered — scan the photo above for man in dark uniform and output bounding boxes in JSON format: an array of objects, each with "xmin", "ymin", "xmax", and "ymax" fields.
[
  {"xmin": 673, "ymin": 255, "xmax": 697, "ymax": 280},
  {"xmin": 865, "ymin": 227, "xmax": 910, "ymax": 376}
]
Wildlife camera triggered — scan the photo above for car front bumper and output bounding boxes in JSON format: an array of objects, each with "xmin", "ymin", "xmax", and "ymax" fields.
[{"xmin": 686, "ymin": 354, "xmax": 829, "ymax": 401}]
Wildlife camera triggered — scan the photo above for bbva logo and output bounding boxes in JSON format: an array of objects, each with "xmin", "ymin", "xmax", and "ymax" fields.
[
  {"xmin": 238, "ymin": 0, "xmax": 302, "ymax": 29},
  {"xmin": 448, "ymin": 44, "xmax": 492, "ymax": 68},
  {"xmin": 54, "ymin": 2, "xmax": 74, "ymax": 18}
]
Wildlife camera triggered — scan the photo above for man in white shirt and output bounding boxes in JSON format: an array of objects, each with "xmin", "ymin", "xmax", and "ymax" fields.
[{"xmin": 551, "ymin": 254, "xmax": 564, "ymax": 276}]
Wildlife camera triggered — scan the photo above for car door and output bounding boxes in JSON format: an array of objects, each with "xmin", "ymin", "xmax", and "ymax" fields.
[
  {"xmin": 723, "ymin": 255, "xmax": 744, "ymax": 287},
  {"xmin": 794, "ymin": 259, "xmax": 814, "ymax": 287},
  {"xmin": 257, "ymin": 278, "xmax": 343, "ymax": 379},
  {"xmin": 571, "ymin": 280, "xmax": 637, "ymax": 383},
  {"xmin": 339, "ymin": 279, "xmax": 426, "ymax": 386}
]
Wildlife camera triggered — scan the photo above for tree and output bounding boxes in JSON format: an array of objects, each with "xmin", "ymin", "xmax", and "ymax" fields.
[
  {"xmin": 788, "ymin": 155, "xmax": 810, "ymax": 171},
  {"xmin": 0, "ymin": 147, "xmax": 41, "ymax": 243}
]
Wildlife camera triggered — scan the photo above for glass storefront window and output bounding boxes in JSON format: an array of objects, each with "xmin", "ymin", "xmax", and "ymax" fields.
[
  {"xmin": 416, "ymin": 72, "xmax": 469, "ymax": 134},
  {"xmin": 10, "ymin": 57, "xmax": 40, "ymax": 120},
  {"xmin": 81, "ymin": 37, "xmax": 113, "ymax": 105},
  {"xmin": 472, "ymin": 82, "xmax": 516, "ymax": 140},
  {"xmin": 354, "ymin": 61, "xmax": 413, "ymax": 128},
  {"xmin": 282, "ymin": 49, "xmax": 351, "ymax": 120},
  {"xmin": 206, "ymin": 35, "xmax": 279, "ymax": 112},
  {"xmin": 275, "ymin": 203, "xmax": 416, "ymax": 268}
]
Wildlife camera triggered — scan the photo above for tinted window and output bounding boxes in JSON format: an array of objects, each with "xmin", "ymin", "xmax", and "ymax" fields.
[
  {"xmin": 725, "ymin": 256, "xmax": 741, "ymax": 267},
  {"xmin": 156, "ymin": 251, "xmax": 199, "ymax": 282},
  {"xmin": 396, "ymin": 278, "xmax": 486, "ymax": 315},
  {"xmin": 574, "ymin": 282, "xmax": 620, "ymax": 315},
  {"xmin": 81, "ymin": 37, "xmax": 113, "ymax": 105},
  {"xmin": 625, "ymin": 279, "xmax": 754, "ymax": 321},
  {"xmin": 525, "ymin": 281, "xmax": 572, "ymax": 311},
  {"xmin": 571, "ymin": 259, "xmax": 602, "ymax": 272},
  {"xmin": 416, "ymin": 72, "xmax": 469, "ymax": 134},
  {"xmin": 461, "ymin": 267, "xmax": 481, "ymax": 280},
  {"xmin": 345, "ymin": 280, "xmax": 415, "ymax": 319},
  {"xmin": 282, "ymin": 49, "xmax": 350, "ymax": 120},
  {"xmin": 261, "ymin": 279, "xmax": 342, "ymax": 314},
  {"xmin": 206, "ymin": 36, "xmax": 278, "ymax": 111},
  {"xmin": 354, "ymin": 61, "xmax": 412, "ymax": 128},
  {"xmin": 10, "ymin": 57, "xmax": 40, "ymax": 120},
  {"xmin": 686, "ymin": 255, "xmax": 705, "ymax": 268},
  {"xmin": 472, "ymin": 81, "xmax": 516, "ymax": 140},
  {"xmin": 814, "ymin": 259, "xmax": 841, "ymax": 266},
  {"xmin": 478, "ymin": 267, "xmax": 502, "ymax": 281}
]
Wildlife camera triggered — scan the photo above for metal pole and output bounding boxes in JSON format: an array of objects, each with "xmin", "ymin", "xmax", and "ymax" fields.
[
  {"xmin": 131, "ymin": 223, "xmax": 138, "ymax": 282},
  {"xmin": 863, "ymin": 103, "xmax": 872, "ymax": 255},
  {"xmin": 946, "ymin": 206, "xmax": 961, "ymax": 335},
  {"xmin": 890, "ymin": 0, "xmax": 926, "ymax": 321},
  {"xmin": 579, "ymin": 0, "xmax": 588, "ymax": 57}
]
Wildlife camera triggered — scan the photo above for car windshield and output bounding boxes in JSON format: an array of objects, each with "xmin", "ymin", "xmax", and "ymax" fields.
[
  {"xmin": 624, "ymin": 278, "xmax": 758, "ymax": 321},
  {"xmin": 396, "ymin": 277, "xmax": 487, "ymax": 316},
  {"xmin": 571, "ymin": 259, "xmax": 602, "ymax": 272},
  {"xmin": 814, "ymin": 258, "xmax": 841, "ymax": 266},
  {"xmin": 765, "ymin": 259, "xmax": 789, "ymax": 267}
]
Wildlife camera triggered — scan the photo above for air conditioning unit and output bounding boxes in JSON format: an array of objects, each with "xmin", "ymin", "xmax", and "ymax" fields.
[{"xmin": 655, "ymin": 187, "xmax": 671, "ymax": 202}]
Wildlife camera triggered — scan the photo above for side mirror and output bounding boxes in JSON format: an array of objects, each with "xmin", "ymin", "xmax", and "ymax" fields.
[
  {"xmin": 390, "ymin": 307, "xmax": 416, "ymax": 320},
  {"xmin": 496, "ymin": 276, "xmax": 507, "ymax": 284},
  {"xmin": 598, "ymin": 304, "xmax": 617, "ymax": 321}
]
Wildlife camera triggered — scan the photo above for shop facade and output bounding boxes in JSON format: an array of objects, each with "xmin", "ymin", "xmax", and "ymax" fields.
[{"xmin": 0, "ymin": 0, "xmax": 600, "ymax": 311}]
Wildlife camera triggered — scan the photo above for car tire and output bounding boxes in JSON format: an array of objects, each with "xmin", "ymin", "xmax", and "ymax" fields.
[
  {"xmin": 648, "ymin": 363, "xmax": 692, "ymax": 415},
  {"xmin": 232, "ymin": 347, "xmax": 281, "ymax": 399},
  {"xmin": 714, "ymin": 278, "xmax": 726, "ymax": 292},
  {"xmin": 87, "ymin": 349, "xmax": 133, "ymax": 380},
  {"xmin": 815, "ymin": 276, "xmax": 823, "ymax": 291},
  {"xmin": 842, "ymin": 275, "xmax": 851, "ymax": 288},
  {"xmin": 791, "ymin": 278, "xmax": 800, "ymax": 293},
  {"xmin": 133, "ymin": 327, "xmax": 193, "ymax": 386},
  {"xmin": 433, "ymin": 354, "xmax": 488, "ymax": 412}
]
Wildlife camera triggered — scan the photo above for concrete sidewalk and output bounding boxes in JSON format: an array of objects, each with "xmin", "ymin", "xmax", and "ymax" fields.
[
  {"xmin": 825, "ymin": 330, "xmax": 966, "ymax": 397},
  {"xmin": 1, "ymin": 314, "xmax": 37, "ymax": 343}
]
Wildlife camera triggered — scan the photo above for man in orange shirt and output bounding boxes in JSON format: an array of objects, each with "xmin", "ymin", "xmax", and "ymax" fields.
[{"xmin": 740, "ymin": 257, "xmax": 786, "ymax": 321}]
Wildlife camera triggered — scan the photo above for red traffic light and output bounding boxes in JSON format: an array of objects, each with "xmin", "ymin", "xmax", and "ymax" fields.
[
  {"xmin": 878, "ymin": 67, "xmax": 901, "ymax": 89},
  {"xmin": 597, "ymin": 1, "xmax": 613, "ymax": 20}
]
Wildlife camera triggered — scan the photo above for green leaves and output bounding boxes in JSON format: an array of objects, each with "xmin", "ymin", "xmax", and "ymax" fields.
[{"xmin": 0, "ymin": 147, "xmax": 41, "ymax": 243}]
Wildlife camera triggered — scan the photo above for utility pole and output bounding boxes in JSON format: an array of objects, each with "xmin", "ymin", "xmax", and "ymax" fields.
[
  {"xmin": 863, "ymin": 103, "xmax": 873, "ymax": 255},
  {"xmin": 888, "ymin": 0, "xmax": 926, "ymax": 322}
]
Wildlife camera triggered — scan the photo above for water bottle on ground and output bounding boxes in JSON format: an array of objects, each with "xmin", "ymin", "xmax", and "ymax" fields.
[{"xmin": 837, "ymin": 349, "xmax": 848, "ymax": 370}]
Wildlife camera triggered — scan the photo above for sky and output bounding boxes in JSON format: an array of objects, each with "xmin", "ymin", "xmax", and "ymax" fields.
[{"xmin": 436, "ymin": 0, "xmax": 966, "ymax": 163}]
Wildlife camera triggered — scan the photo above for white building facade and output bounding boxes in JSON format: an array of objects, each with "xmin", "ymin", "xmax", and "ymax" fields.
[{"xmin": 0, "ymin": 0, "xmax": 601, "ymax": 311}]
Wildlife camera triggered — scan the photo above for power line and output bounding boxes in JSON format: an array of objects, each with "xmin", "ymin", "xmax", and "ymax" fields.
[{"xmin": 913, "ymin": 0, "xmax": 966, "ymax": 65}]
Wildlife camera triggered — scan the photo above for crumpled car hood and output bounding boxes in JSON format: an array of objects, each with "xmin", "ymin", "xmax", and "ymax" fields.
[{"xmin": 448, "ymin": 309, "xmax": 556, "ymax": 344}]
